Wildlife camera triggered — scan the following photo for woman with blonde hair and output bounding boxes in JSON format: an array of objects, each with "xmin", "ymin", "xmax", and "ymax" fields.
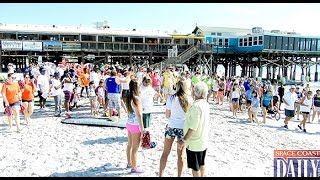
[
  {"xmin": 21, "ymin": 73, "xmax": 36, "ymax": 125},
  {"xmin": 124, "ymin": 79, "xmax": 145, "ymax": 174},
  {"xmin": 159, "ymin": 77, "xmax": 193, "ymax": 177}
]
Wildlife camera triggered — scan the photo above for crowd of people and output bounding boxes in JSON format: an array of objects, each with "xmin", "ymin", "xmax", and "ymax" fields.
[{"xmin": 1, "ymin": 60, "xmax": 320, "ymax": 176}]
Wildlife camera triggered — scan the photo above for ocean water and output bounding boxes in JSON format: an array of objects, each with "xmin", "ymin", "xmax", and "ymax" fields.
[{"xmin": 216, "ymin": 63, "xmax": 319, "ymax": 81}]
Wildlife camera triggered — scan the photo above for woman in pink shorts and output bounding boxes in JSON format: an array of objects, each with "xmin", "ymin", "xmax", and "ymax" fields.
[{"xmin": 123, "ymin": 79, "xmax": 145, "ymax": 174}]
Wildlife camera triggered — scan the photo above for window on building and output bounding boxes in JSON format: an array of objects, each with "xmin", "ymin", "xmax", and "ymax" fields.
[
  {"xmin": 217, "ymin": 33, "xmax": 222, "ymax": 36},
  {"xmin": 248, "ymin": 37, "xmax": 253, "ymax": 46},
  {"xmin": 253, "ymin": 36, "xmax": 258, "ymax": 45},
  {"xmin": 81, "ymin": 35, "xmax": 96, "ymax": 41},
  {"xmin": 282, "ymin": 37, "xmax": 289, "ymax": 50},
  {"xmin": 130, "ymin": 37, "xmax": 143, "ymax": 43},
  {"xmin": 224, "ymin": 39, "xmax": 229, "ymax": 47},
  {"xmin": 218, "ymin": 39, "xmax": 223, "ymax": 47},
  {"xmin": 276, "ymin": 36, "xmax": 282, "ymax": 50},
  {"xmin": 270, "ymin": 36, "xmax": 276, "ymax": 49},
  {"xmin": 39, "ymin": 34, "xmax": 59, "ymax": 41},
  {"xmin": 258, "ymin": 36, "xmax": 263, "ymax": 45},
  {"xmin": 239, "ymin": 38, "xmax": 243, "ymax": 47},
  {"xmin": 60, "ymin": 35, "xmax": 80, "ymax": 41},
  {"xmin": 1, "ymin": 32, "xmax": 17, "ymax": 40},
  {"xmin": 244, "ymin": 38, "xmax": 248, "ymax": 46},
  {"xmin": 264, "ymin": 35, "xmax": 270, "ymax": 49},
  {"xmin": 211, "ymin": 32, "xmax": 216, "ymax": 36},
  {"xmin": 17, "ymin": 33, "xmax": 39, "ymax": 40},
  {"xmin": 114, "ymin": 37, "xmax": 129, "ymax": 42},
  {"xmin": 311, "ymin": 39, "xmax": 317, "ymax": 51},
  {"xmin": 288, "ymin": 37, "xmax": 294, "ymax": 50},
  {"xmin": 212, "ymin": 38, "xmax": 217, "ymax": 45},
  {"xmin": 98, "ymin": 36, "xmax": 112, "ymax": 42}
]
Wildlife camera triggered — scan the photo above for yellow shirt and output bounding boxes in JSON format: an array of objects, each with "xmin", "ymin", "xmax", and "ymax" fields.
[
  {"xmin": 163, "ymin": 71, "xmax": 174, "ymax": 88},
  {"xmin": 183, "ymin": 99, "xmax": 210, "ymax": 151}
]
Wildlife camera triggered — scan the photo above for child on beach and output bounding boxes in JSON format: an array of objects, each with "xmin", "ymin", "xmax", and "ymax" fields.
[
  {"xmin": 239, "ymin": 93, "xmax": 247, "ymax": 112},
  {"xmin": 248, "ymin": 91, "xmax": 260, "ymax": 125},
  {"xmin": 71, "ymin": 87, "xmax": 79, "ymax": 109},
  {"xmin": 88, "ymin": 81, "xmax": 98, "ymax": 116},
  {"xmin": 95, "ymin": 80, "xmax": 106, "ymax": 112},
  {"xmin": 230, "ymin": 83, "xmax": 240, "ymax": 117},
  {"xmin": 140, "ymin": 75, "xmax": 157, "ymax": 130}
]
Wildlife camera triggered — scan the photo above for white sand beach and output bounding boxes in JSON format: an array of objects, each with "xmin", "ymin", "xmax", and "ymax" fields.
[{"xmin": 0, "ymin": 94, "xmax": 320, "ymax": 177}]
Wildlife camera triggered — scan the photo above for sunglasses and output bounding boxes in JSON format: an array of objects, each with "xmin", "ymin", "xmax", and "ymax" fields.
[
  {"xmin": 25, "ymin": 76, "xmax": 30, "ymax": 78},
  {"xmin": 11, "ymin": 77, "xmax": 16, "ymax": 79}
]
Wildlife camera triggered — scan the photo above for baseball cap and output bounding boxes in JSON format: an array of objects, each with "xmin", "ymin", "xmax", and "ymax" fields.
[{"xmin": 290, "ymin": 85, "xmax": 296, "ymax": 89}]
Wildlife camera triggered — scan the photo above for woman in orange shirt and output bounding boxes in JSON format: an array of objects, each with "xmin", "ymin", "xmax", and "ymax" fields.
[
  {"xmin": 1, "ymin": 73, "xmax": 22, "ymax": 132},
  {"xmin": 21, "ymin": 73, "xmax": 36, "ymax": 125}
]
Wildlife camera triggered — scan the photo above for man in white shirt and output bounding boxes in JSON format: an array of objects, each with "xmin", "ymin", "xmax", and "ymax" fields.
[
  {"xmin": 37, "ymin": 68, "xmax": 50, "ymax": 111},
  {"xmin": 283, "ymin": 85, "xmax": 298, "ymax": 129}
]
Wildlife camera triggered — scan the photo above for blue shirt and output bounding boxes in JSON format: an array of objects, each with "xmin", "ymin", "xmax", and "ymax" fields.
[
  {"xmin": 252, "ymin": 97, "xmax": 260, "ymax": 108},
  {"xmin": 243, "ymin": 82, "xmax": 251, "ymax": 91},
  {"xmin": 245, "ymin": 90, "xmax": 252, "ymax": 100},
  {"xmin": 262, "ymin": 94, "xmax": 273, "ymax": 106},
  {"xmin": 106, "ymin": 77, "xmax": 120, "ymax": 94}
]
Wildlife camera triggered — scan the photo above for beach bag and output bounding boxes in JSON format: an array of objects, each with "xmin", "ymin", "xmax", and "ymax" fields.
[
  {"xmin": 20, "ymin": 105, "xmax": 25, "ymax": 113},
  {"xmin": 4, "ymin": 106, "xmax": 13, "ymax": 117},
  {"xmin": 141, "ymin": 131, "xmax": 156, "ymax": 149},
  {"xmin": 18, "ymin": 80, "xmax": 25, "ymax": 89}
]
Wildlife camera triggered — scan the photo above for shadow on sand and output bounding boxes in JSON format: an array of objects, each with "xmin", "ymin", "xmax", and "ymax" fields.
[
  {"xmin": 228, "ymin": 120, "xmax": 320, "ymax": 135},
  {"xmin": 82, "ymin": 136, "xmax": 128, "ymax": 145},
  {"xmin": 49, "ymin": 163, "xmax": 131, "ymax": 177}
]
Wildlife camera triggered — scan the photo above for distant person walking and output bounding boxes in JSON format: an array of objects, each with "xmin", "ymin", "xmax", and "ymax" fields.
[{"xmin": 283, "ymin": 86, "xmax": 298, "ymax": 129}]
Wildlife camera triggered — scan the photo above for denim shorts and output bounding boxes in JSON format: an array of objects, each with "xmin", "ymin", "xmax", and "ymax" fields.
[{"xmin": 164, "ymin": 126, "xmax": 184, "ymax": 140}]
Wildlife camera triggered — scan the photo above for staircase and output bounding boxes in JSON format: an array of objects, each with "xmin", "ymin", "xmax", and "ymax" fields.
[{"xmin": 151, "ymin": 45, "xmax": 199, "ymax": 68}]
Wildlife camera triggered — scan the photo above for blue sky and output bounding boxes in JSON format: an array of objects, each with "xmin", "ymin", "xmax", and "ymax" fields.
[{"xmin": 1, "ymin": 3, "xmax": 320, "ymax": 35}]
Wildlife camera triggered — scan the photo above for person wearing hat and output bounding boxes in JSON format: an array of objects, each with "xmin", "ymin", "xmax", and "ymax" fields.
[
  {"xmin": 7, "ymin": 63, "xmax": 15, "ymax": 74},
  {"xmin": 282, "ymin": 85, "xmax": 298, "ymax": 129}
]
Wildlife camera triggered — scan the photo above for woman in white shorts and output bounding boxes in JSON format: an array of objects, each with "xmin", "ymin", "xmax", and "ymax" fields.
[{"xmin": 299, "ymin": 91, "xmax": 313, "ymax": 132}]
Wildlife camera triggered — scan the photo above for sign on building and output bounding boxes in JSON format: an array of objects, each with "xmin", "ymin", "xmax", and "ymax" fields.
[
  {"xmin": 1, "ymin": 40, "xmax": 23, "ymax": 51},
  {"xmin": 23, "ymin": 41, "xmax": 43, "ymax": 51}
]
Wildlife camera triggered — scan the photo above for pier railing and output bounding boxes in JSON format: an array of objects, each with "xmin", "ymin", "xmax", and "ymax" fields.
[{"xmin": 79, "ymin": 42, "xmax": 195, "ymax": 54}]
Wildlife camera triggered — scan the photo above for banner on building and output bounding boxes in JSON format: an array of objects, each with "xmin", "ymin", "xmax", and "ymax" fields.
[
  {"xmin": 43, "ymin": 41, "xmax": 63, "ymax": 51},
  {"xmin": 1, "ymin": 40, "xmax": 23, "ymax": 51},
  {"xmin": 22, "ymin": 41, "xmax": 43, "ymax": 51},
  {"xmin": 62, "ymin": 42, "xmax": 81, "ymax": 51}
]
